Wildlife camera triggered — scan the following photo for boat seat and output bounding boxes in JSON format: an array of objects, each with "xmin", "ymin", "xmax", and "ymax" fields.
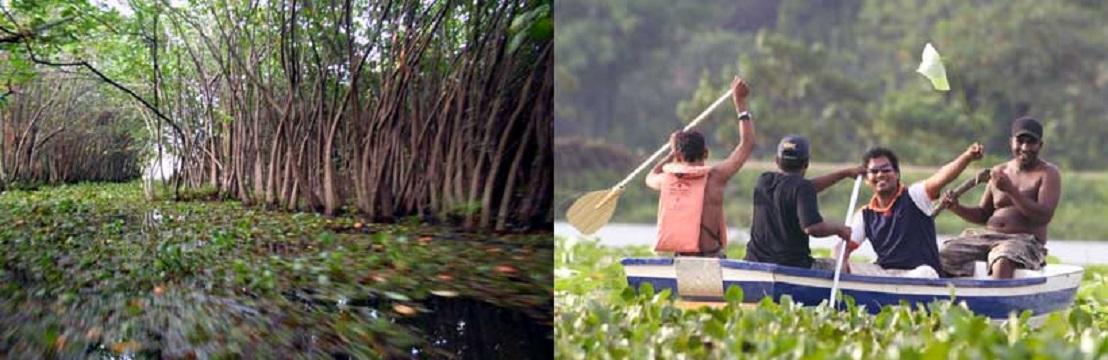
[
  {"xmin": 970, "ymin": 261, "xmax": 1046, "ymax": 279},
  {"xmin": 674, "ymin": 257, "xmax": 724, "ymax": 299}
]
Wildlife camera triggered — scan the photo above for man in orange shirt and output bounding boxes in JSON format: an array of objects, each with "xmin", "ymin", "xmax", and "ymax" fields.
[{"xmin": 646, "ymin": 76, "xmax": 755, "ymax": 257}]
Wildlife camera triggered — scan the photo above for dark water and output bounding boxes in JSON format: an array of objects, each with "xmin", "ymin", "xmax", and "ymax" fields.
[{"xmin": 405, "ymin": 296, "xmax": 553, "ymax": 359}]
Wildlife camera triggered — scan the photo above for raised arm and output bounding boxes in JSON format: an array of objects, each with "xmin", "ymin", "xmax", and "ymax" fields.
[
  {"xmin": 811, "ymin": 165, "xmax": 863, "ymax": 193},
  {"xmin": 712, "ymin": 76, "xmax": 755, "ymax": 181},
  {"xmin": 923, "ymin": 143, "xmax": 983, "ymax": 199}
]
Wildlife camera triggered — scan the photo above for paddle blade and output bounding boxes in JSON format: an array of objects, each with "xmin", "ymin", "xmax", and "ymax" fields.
[
  {"xmin": 916, "ymin": 43, "xmax": 950, "ymax": 91},
  {"xmin": 565, "ymin": 188, "xmax": 623, "ymax": 235}
]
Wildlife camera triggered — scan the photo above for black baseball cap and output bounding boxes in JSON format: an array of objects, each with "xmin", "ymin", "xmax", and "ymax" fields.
[
  {"xmin": 1011, "ymin": 117, "xmax": 1043, "ymax": 140},
  {"xmin": 777, "ymin": 134, "xmax": 810, "ymax": 160}
]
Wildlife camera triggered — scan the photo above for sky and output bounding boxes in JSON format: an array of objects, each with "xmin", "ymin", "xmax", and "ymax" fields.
[{"xmin": 92, "ymin": 0, "xmax": 189, "ymax": 17}]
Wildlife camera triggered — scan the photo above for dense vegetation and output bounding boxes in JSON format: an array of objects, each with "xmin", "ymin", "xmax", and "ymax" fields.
[
  {"xmin": 0, "ymin": 182, "xmax": 552, "ymax": 357},
  {"xmin": 556, "ymin": 0, "xmax": 1108, "ymax": 170},
  {"xmin": 2, "ymin": 0, "xmax": 552, "ymax": 230},
  {"xmin": 555, "ymin": 237, "xmax": 1108, "ymax": 359}
]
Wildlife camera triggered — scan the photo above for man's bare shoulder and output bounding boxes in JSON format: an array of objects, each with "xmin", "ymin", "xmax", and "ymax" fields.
[{"xmin": 1038, "ymin": 160, "xmax": 1061, "ymax": 175}]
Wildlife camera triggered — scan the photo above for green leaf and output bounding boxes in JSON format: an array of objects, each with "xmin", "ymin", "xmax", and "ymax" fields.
[
  {"xmin": 638, "ymin": 282, "xmax": 654, "ymax": 298},
  {"xmin": 725, "ymin": 285, "xmax": 744, "ymax": 304}
]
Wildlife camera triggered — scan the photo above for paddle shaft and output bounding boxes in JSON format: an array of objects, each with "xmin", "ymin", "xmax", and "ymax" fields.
[
  {"xmin": 930, "ymin": 168, "xmax": 990, "ymax": 217},
  {"xmin": 610, "ymin": 89, "xmax": 735, "ymax": 192},
  {"xmin": 829, "ymin": 175, "xmax": 864, "ymax": 306}
]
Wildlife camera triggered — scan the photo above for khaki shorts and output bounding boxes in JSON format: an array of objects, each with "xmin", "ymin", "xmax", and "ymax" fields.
[{"xmin": 939, "ymin": 229, "xmax": 1047, "ymax": 277}]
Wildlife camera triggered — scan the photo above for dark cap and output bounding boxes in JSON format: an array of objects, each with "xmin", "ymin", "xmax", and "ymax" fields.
[
  {"xmin": 1011, "ymin": 117, "xmax": 1043, "ymax": 140},
  {"xmin": 777, "ymin": 134, "xmax": 810, "ymax": 160}
]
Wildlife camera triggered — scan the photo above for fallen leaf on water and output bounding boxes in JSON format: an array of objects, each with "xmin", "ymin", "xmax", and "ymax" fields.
[
  {"xmin": 384, "ymin": 291, "xmax": 411, "ymax": 301},
  {"xmin": 111, "ymin": 340, "xmax": 141, "ymax": 354},
  {"xmin": 430, "ymin": 290, "xmax": 459, "ymax": 297},
  {"xmin": 86, "ymin": 327, "xmax": 102, "ymax": 341},
  {"xmin": 393, "ymin": 304, "xmax": 417, "ymax": 316}
]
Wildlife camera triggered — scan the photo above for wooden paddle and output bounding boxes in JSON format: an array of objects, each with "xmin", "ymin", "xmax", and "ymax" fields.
[
  {"xmin": 930, "ymin": 168, "xmax": 990, "ymax": 217},
  {"xmin": 565, "ymin": 89, "xmax": 735, "ymax": 235},
  {"xmin": 829, "ymin": 174, "xmax": 864, "ymax": 307}
]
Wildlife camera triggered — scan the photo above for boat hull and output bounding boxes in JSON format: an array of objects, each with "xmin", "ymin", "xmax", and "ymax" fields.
[{"xmin": 622, "ymin": 258, "xmax": 1083, "ymax": 319}]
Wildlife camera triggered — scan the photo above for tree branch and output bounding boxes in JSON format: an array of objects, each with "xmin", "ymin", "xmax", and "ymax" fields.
[
  {"xmin": 20, "ymin": 41, "xmax": 186, "ymax": 143},
  {"xmin": 0, "ymin": 15, "xmax": 73, "ymax": 44}
]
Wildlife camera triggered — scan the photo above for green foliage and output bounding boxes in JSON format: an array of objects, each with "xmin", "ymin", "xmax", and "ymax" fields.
[
  {"xmin": 0, "ymin": 182, "xmax": 552, "ymax": 356},
  {"xmin": 556, "ymin": 0, "xmax": 1108, "ymax": 170},
  {"xmin": 556, "ymin": 236, "xmax": 1108, "ymax": 359},
  {"xmin": 509, "ymin": 1, "xmax": 553, "ymax": 53}
]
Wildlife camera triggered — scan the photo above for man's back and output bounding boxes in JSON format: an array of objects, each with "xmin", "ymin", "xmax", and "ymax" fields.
[{"xmin": 745, "ymin": 172, "xmax": 822, "ymax": 268}]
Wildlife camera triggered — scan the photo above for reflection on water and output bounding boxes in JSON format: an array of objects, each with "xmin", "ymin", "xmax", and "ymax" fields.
[
  {"xmin": 288, "ymin": 290, "xmax": 553, "ymax": 358},
  {"xmin": 407, "ymin": 296, "xmax": 553, "ymax": 359}
]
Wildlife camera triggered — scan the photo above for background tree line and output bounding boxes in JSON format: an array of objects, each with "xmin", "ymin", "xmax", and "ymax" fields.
[
  {"xmin": 556, "ymin": 0, "xmax": 1108, "ymax": 171},
  {"xmin": 0, "ymin": 74, "xmax": 142, "ymax": 186},
  {"xmin": 1, "ymin": 0, "xmax": 552, "ymax": 231}
]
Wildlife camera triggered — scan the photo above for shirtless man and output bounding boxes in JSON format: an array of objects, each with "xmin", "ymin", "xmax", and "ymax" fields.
[
  {"xmin": 646, "ymin": 76, "xmax": 755, "ymax": 257},
  {"xmin": 940, "ymin": 117, "xmax": 1061, "ymax": 279}
]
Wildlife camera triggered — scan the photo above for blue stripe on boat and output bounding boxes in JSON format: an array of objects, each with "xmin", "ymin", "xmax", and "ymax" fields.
[
  {"xmin": 620, "ymin": 258, "xmax": 1047, "ymax": 287},
  {"xmin": 626, "ymin": 276, "xmax": 1076, "ymax": 318},
  {"xmin": 763, "ymin": 281, "xmax": 1076, "ymax": 317}
]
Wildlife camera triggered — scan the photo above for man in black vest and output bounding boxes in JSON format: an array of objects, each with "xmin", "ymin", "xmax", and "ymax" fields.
[{"xmin": 834, "ymin": 144, "xmax": 983, "ymax": 277}]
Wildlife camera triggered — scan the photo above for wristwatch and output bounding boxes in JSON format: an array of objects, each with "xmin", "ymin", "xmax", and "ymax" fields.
[{"xmin": 737, "ymin": 111, "xmax": 752, "ymax": 121}]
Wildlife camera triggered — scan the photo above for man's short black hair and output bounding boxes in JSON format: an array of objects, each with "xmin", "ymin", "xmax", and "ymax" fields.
[
  {"xmin": 673, "ymin": 130, "xmax": 707, "ymax": 162},
  {"xmin": 776, "ymin": 156, "xmax": 809, "ymax": 173},
  {"xmin": 862, "ymin": 147, "xmax": 900, "ymax": 172}
]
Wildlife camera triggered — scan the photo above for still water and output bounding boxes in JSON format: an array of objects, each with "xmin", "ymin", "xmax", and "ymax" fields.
[{"xmin": 554, "ymin": 222, "xmax": 1108, "ymax": 265}]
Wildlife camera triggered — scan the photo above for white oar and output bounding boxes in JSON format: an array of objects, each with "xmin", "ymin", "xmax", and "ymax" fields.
[
  {"xmin": 829, "ymin": 175, "xmax": 864, "ymax": 307},
  {"xmin": 565, "ymin": 89, "xmax": 734, "ymax": 235}
]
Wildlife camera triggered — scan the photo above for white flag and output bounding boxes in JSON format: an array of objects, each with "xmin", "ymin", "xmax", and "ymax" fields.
[{"xmin": 916, "ymin": 43, "xmax": 950, "ymax": 91}]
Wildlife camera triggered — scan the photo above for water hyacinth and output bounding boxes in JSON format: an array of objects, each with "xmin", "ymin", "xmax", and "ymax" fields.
[
  {"xmin": 0, "ymin": 183, "xmax": 553, "ymax": 357},
  {"xmin": 555, "ymin": 237, "xmax": 1108, "ymax": 359}
]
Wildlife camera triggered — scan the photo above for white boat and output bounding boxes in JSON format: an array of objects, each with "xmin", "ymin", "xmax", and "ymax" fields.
[{"xmin": 622, "ymin": 257, "xmax": 1083, "ymax": 320}]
